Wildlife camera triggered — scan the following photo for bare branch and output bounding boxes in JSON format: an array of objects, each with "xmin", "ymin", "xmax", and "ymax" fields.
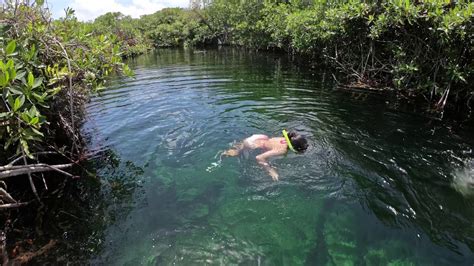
[
  {"xmin": 22, "ymin": 150, "xmax": 41, "ymax": 202},
  {"xmin": 0, "ymin": 163, "xmax": 74, "ymax": 179},
  {"xmin": 12, "ymin": 239, "xmax": 57, "ymax": 264},
  {"xmin": 7, "ymin": 151, "xmax": 59, "ymax": 167},
  {"xmin": 0, "ymin": 201, "xmax": 31, "ymax": 210},
  {"xmin": 52, "ymin": 38, "xmax": 76, "ymax": 155},
  {"xmin": 0, "ymin": 188, "xmax": 16, "ymax": 204}
]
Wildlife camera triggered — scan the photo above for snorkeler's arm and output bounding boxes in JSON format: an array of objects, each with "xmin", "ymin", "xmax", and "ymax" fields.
[{"xmin": 256, "ymin": 149, "xmax": 285, "ymax": 181}]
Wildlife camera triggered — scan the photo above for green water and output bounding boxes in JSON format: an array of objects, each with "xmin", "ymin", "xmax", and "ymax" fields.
[{"xmin": 80, "ymin": 49, "xmax": 473, "ymax": 265}]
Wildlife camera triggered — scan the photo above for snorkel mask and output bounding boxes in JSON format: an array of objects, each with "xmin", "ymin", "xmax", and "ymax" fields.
[{"xmin": 282, "ymin": 129, "xmax": 297, "ymax": 153}]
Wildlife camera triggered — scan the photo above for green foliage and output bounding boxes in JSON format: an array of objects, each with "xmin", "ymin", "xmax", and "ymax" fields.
[
  {"xmin": 359, "ymin": 1, "xmax": 473, "ymax": 93},
  {"xmin": 258, "ymin": 1, "xmax": 293, "ymax": 49},
  {"xmin": 143, "ymin": 9, "xmax": 190, "ymax": 47},
  {"xmin": 198, "ymin": 0, "xmax": 474, "ymax": 109},
  {"xmin": 205, "ymin": 0, "xmax": 270, "ymax": 48},
  {"xmin": 91, "ymin": 12, "xmax": 152, "ymax": 57},
  {"xmin": 0, "ymin": 1, "xmax": 132, "ymax": 157},
  {"xmin": 140, "ymin": 8, "xmax": 212, "ymax": 47},
  {"xmin": 91, "ymin": 8, "xmax": 213, "ymax": 50},
  {"xmin": 201, "ymin": 0, "xmax": 473, "ymax": 111}
]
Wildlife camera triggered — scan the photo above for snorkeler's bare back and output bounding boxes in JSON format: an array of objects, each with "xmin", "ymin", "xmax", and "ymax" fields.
[
  {"xmin": 243, "ymin": 134, "xmax": 269, "ymax": 149},
  {"xmin": 245, "ymin": 135, "xmax": 287, "ymax": 151}
]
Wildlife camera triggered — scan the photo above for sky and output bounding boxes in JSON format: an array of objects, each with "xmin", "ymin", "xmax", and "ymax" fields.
[{"xmin": 46, "ymin": 0, "xmax": 189, "ymax": 21}]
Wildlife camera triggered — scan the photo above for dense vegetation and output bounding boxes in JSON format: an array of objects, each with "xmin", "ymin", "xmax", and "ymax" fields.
[
  {"xmin": 0, "ymin": 3, "xmax": 132, "ymax": 158},
  {"xmin": 206, "ymin": 0, "xmax": 473, "ymax": 116},
  {"xmin": 95, "ymin": 0, "xmax": 472, "ymax": 115},
  {"xmin": 0, "ymin": 2, "xmax": 132, "ymax": 262}
]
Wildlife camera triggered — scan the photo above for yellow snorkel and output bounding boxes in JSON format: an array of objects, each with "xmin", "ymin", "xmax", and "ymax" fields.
[{"xmin": 282, "ymin": 129, "xmax": 297, "ymax": 153}]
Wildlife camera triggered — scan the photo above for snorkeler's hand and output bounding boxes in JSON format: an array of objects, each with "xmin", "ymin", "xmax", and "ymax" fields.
[{"xmin": 269, "ymin": 169, "xmax": 279, "ymax": 181}]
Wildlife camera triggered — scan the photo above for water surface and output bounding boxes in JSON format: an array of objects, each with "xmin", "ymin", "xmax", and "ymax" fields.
[{"xmin": 82, "ymin": 49, "xmax": 474, "ymax": 265}]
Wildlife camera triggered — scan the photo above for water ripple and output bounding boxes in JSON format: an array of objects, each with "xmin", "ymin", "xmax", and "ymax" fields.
[{"xmin": 83, "ymin": 49, "xmax": 474, "ymax": 264}]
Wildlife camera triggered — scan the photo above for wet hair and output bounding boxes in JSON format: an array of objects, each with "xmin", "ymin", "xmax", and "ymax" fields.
[{"xmin": 288, "ymin": 132, "xmax": 308, "ymax": 153}]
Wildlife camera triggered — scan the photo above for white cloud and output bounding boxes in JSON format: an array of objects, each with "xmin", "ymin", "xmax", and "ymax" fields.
[{"xmin": 70, "ymin": 0, "xmax": 189, "ymax": 21}]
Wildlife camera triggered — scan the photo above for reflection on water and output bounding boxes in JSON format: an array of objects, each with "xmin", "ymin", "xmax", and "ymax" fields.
[
  {"xmin": 75, "ymin": 49, "xmax": 474, "ymax": 265},
  {"xmin": 453, "ymin": 160, "xmax": 474, "ymax": 197}
]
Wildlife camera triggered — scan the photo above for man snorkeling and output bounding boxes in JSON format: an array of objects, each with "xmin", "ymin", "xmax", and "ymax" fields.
[{"xmin": 223, "ymin": 130, "xmax": 308, "ymax": 181}]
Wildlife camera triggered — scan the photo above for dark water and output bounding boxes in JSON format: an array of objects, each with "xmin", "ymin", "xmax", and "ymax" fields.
[{"xmin": 80, "ymin": 49, "xmax": 474, "ymax": 265}]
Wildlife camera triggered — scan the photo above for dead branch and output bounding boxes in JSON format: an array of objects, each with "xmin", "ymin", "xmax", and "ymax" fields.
[
  {"xmin": 7, "ymin": 151, "xmax": 59, "ymax": 167},
  {"xmin": 43, "ymin": 164, "xmax": 75, "ymax": 178},
  {"xmin": 12, "ymin": 239, "xmax": 57, "ymax": 264},
  {"xmin": 331, "ymin": 73, "xmax": 340, "ymax": 85},
  {"xmin": 22, "ymin": 150, "xmax": 41, "ymax": 203},
  {"xmin": 52, "ymin": 37, "xmax": 76, "ymax": 155},
  {"xmin": 326, "ymin": 55, "xmax": 363, "ymax": 81},
  {"xmin": 436, "ymin": 83, "xmax": 451, "ymax": 111},
  {"xmin": 35, "ymin": 158, "xmax": 48, "ymax": 191},
  {"xmin": 0, "ymin": 230, "xmax": 7, "ymax": 266},
  {"xmin": 0, "ymin": 163, "xmax": 74, "ymax": 179},
  {"xmin": 0, "ymin": 201, "xmax": 31, "ymax": 210},
  {"xmin": 0, "ymin": 188, "xmax": 16, "ymax": 204}
]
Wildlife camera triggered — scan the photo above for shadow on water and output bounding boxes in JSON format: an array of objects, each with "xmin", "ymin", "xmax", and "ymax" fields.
[
  {"xmin": 37, "ymin": 48, "xmax": 474, "ymax": 264},
  {"xmin": 28, "ymin": 149, "xmax": 145, "ymax": 264}
]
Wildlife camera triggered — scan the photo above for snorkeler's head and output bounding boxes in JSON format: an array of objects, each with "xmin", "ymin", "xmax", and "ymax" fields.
[{"xmin": 288, "ymin": 132, "xmax": 308, "ymax": 153}]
